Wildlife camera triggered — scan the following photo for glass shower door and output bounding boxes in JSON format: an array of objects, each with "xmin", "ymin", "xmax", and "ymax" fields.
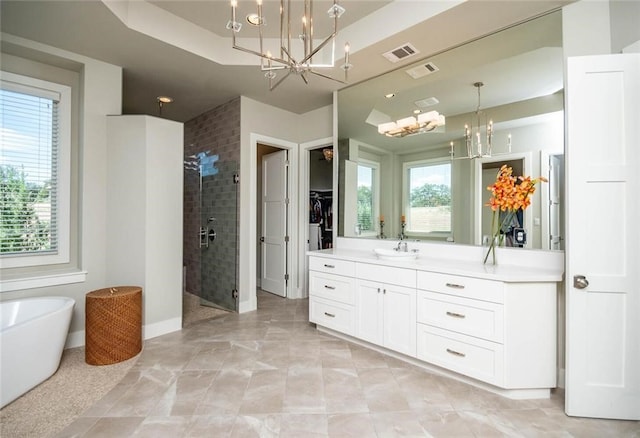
[{"xmin": 199, "ymin": 153, "xmax": 238, "ymax": 312}]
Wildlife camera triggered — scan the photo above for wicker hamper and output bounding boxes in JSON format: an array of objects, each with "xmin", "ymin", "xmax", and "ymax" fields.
[{"xmin": 85, "ymin": 286, "xmax": 142, "ymax": 365}]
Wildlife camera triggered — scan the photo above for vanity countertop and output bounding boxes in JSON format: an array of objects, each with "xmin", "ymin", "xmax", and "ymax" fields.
[{"xmin": 308, "ymin": 247, "xmax": 564, "ymax": 283}]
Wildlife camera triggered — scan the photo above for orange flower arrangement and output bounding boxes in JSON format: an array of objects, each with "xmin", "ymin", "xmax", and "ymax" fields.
[{"xmin": 484, "ymin": 165, "xmax": 547, "ymax": 264}]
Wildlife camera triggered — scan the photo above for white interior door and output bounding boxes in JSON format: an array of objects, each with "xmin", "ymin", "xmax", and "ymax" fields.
[
  {"xmin": 261, "ymin": 150, "xmax": 288, "ymax": 297},
  {"xmin": 565, "ymin": 54, "xmax": 640, "ymax": 420}
]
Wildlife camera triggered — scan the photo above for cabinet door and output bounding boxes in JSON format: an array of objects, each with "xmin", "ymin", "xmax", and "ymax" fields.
[
  {"xmin": 355, "ymin": 279, "xmax": 383, "ymax": 345},
  {"xmin": 383, "ymin": 284, "xmax": 417, "ymax": 356}
]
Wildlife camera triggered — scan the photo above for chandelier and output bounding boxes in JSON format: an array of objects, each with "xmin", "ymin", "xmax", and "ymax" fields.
[
  {"xmin": 227, "ymin": 0, "xmax": 351, "ymax": 90},
  {"xmin": 464, "ymin": 81, "xmax": 493, "ymax": 158},
  {"xmin": 377, "ymin": 110, "xmax": 445, "ymax": 138}
]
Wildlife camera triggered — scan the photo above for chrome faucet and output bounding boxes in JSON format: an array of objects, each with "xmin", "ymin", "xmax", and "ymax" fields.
[{"xmin": 396, "ymin": 241, "xmax": 408, "ymax": 252}]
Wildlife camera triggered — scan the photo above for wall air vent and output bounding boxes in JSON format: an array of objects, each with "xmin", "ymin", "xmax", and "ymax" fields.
[
  {"xmin": 406, "ymin": 62, "xmax": 439, "ymax": 79},
  {"xmin": 382, "ymin": 43, "xmax": 420, "ymax": 63}
]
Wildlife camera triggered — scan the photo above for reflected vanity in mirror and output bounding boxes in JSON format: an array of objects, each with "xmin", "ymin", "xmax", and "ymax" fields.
[{"xmin": 337, "ymin": 11, "xmax": 564, "ymax": 251}]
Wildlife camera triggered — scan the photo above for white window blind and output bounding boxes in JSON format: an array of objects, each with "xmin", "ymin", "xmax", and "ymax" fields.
[{"xmin": 1, "ymin": 82, "xmax": 60, "ymax": 257}]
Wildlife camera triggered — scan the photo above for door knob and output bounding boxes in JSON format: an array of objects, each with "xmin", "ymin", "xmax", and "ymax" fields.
[{"xmin": 573, "ymin": 275, "xmax": 589, "ymax": 289}]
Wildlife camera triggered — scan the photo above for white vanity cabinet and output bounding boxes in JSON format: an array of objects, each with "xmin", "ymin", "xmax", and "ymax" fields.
[
  {"xmin": 355, "ymin": 263, "xmax": 417, "ymax": 357},
  {"xmin": 308, "ymin": 247, "xmax": 560, "ymax": 399},
  {"xmin": 308, "ymin": 257, "xmax": 356, "ymax": 335},
  {"xmin": 416, "ymin": 271, "xmax": 557, "ymax": 390}
]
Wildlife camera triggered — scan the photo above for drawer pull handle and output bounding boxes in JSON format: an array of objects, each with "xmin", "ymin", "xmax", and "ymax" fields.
[
  {"xmin": 446, "ymin": 348, "xmax": 466, "ymax": 358},
  {"xmin": 324, "ymin": 264, "xmax": 335, "ymax": 269},
  {"xmin": 446, "ymin": 311, "xmax": 466, "ymax": 319},
  {"xmin": 445, "ymin": 283, "xmax": 465, "ymax": 289},
  {"xmin": 324, "ymin": 312, "xmax": 336, "ymax": 318},
  {"xmin": 324, "ymin": 285, "xmax": 336, "ymax": 290}
]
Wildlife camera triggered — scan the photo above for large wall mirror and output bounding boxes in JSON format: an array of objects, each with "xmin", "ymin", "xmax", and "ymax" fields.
[{"xmin": 337, "ymin": 10, "xmax": 564, "ymax": 251}]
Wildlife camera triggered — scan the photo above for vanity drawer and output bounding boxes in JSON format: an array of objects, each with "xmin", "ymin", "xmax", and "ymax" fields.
[
  {"xmin": 310, "ymin": 297, "xmax": 355, "ymax": 336},
  {"xmin": 356, "ymin": 263, "xmax": 416, "ymax": 288},
  {"xmin": 309, "ymin": 271, "xmax": 355, "ymax": 304},
  {"xmin": 416, "ymin": 290, "xmax": 504, "ymax": 343},
  {"xmin": 309, "ymin": 256, "xmax": 355, "ymax": 277},
  {"xmin": 417, "ymin": 324, "xmax": 504, "ymax": 386},
  {"xmin": 417, "ymin": 271, "xmax": 504, "ymax": 304}
]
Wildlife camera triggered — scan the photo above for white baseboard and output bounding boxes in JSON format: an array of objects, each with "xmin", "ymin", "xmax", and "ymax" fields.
[
  {"xmin": 143, "ymin": 317, "xmax": 182, "ymax": 340},
  {"xmin": 239, "ymin": 300, "xmax": 257, "ymax": 313},
  {"xmin": 64, "ymin": 317, "xmax": 183, "ymax": 349},
  {"xmin": 65, "ymin": 330, "xmax": 86, "ymax": 349}
]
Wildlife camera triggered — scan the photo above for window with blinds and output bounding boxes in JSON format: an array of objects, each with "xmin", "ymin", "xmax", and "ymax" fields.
[
  {"xmin": 1, "ymin": 87, "xmax": 59, "ymax": 255},
  {"xmin": 1, "ymin": 72, "xmax": 70, "ymax": 269}
]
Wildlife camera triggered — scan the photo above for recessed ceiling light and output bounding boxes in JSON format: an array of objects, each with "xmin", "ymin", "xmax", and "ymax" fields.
[
  {"xmin": 385, "ymin": 93, "xmax": 395, "ymax": 99},
  {"xmin": 246, "ymin": 13, "xmax": 264, "ymax": 26},
  {"xmin": 413, "ymin": 109, "xmax": 421, "ymax": 114}
]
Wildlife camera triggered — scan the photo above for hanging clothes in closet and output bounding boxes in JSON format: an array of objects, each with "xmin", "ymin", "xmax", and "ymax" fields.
[{"xmin": 309, "ymin": 190, "xmax": 333, "ymax": 249}]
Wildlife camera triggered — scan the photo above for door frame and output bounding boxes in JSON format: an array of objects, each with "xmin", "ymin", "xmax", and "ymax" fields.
[
  {"xmin": 246, "ymin": 133, "xmax": 298, "ymax": 311},
  {"xmin": 299, "ymin": 137, "xmax": 333, "ymax": 298}
]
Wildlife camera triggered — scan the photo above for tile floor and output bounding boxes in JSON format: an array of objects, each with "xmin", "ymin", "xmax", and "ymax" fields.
[{"xmin": 56, "ymin": 291, "xmax": 639, "ymax": 437}]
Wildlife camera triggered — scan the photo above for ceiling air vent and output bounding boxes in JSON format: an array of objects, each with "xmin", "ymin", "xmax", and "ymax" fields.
[
  {"xmin": 414, "ymin": 97, "xmax": 439, "ymax": 108},
  {"xmin": 406, "ymin": 62, "xmax": 439, "ymax": 79},
  {"xmin": 382, "ymin": 43, "xmax": 420, "ymax": 63}
]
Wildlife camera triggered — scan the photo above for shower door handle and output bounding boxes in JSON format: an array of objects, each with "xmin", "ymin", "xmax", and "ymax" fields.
[{"xmin": 199, "ymin": 227, "xmax": 209, "ymax": 248}]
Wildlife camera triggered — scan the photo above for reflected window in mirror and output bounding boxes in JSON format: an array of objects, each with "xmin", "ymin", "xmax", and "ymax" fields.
[
  {"xmin": 356, "ymin": 160, "xmax": 379, "ymax": 237},
  {"xmin": 402, "ymin": 159, "xmax": 452, "ymax": 239}
]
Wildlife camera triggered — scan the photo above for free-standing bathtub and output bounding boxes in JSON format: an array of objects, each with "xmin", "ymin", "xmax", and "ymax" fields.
[{"xmin": 0, "ymin": 296, "xmax": 75, "ymax": 408}]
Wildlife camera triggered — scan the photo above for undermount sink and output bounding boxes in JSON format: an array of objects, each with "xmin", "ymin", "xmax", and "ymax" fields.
[{"xmin": 373, "ymin": 248, "xmax": 419, "ymax": 261}]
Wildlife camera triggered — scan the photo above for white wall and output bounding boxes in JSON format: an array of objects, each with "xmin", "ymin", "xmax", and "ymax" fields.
[
  {"xmin": 106, "ymin": 116, "xmax": 184, "ymax": 337},
  {"xmin": 0, "ymin": 36, "xmax": 183, "ymax": 346},
  {"xmin": 0, "ymin": 35, "xmax": 121, "ymax": 345},
  {"xmin": 238, "ymin": 97, "xmax": 332, "ymax": 312}
]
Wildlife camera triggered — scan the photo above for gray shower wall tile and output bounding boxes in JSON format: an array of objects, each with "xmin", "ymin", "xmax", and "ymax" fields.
[{"xmin": 183, "ymin": 98, "xmax": 241, "ymax": 304}]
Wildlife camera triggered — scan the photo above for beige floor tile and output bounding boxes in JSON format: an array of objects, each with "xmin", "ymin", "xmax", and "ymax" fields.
[
  {"xmin": 358, "ymin": 367, "xmax": 411, "ymax": 412},
  {"xmin": 49, "ymin": 291, "xmax": 639, "ymax": 437},
  {"xmin": 150, "ymin": 370, "xmax": 218, "ymax": 416},
  {"xmin": 186, "ymin": 415, "xmax": 236, "ymax": 437},
  {"xmin": 283, "ymin": 367, "xmax": 326, "ymax": 413},
  {"xmin": 81, "ymin": 417, "xmax": 145, "ymax": 438},
  {"xmin": 131, "ymin": 416, "xmax": 192, "ymax": 437},
  {"xmin": 327, "ymin": 413, "xmax": 377, "ymax": 437},
  {"xmin": 279, "ymin": 413, "xmax": 329, "ymax": 437},
  {"xmin": 231, "ymin": 414, "xmax": 281, "ymax": 438},
  {"xmin": 238, "ymin": 369, "xmax": 287, "ymax": 414},
  {"xmin": 195, "ymin": 369, "xmax": 251, "ymax": 416}
]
